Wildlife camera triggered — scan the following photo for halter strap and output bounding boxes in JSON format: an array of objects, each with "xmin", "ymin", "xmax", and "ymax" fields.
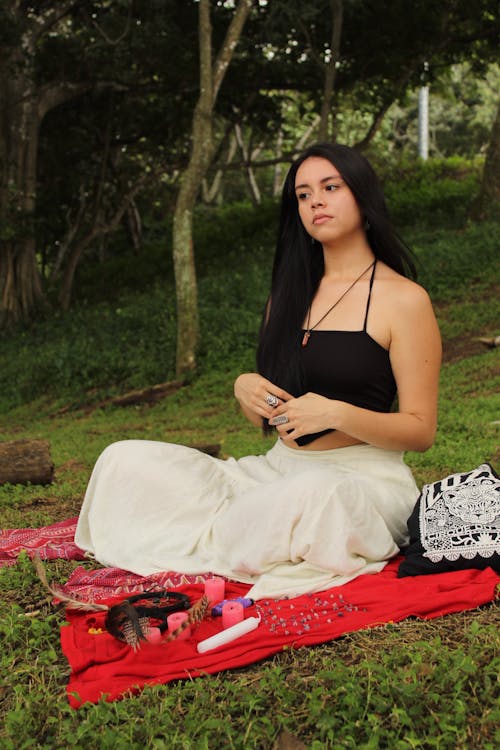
[{"xmin": 362, "ymin": 260, "xmax": 377, "ymax": 332}]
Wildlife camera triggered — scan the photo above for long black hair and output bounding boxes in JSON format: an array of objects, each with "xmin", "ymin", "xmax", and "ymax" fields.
[{"xmin": 256, "ymin": 142, "xmax": 416, "ymax": 404}]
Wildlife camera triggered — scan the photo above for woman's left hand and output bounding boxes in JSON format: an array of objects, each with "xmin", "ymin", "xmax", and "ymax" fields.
[{"xmin": 268, "ymin": 392, "xmax": 339, "ymax": 439}]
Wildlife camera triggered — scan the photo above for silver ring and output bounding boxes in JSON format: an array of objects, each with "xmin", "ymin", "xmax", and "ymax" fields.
[
  {"xmin": 272, "ymin": 414, "xmax": 289, "ymax": 425},
  {"xmin": 265, "ymin": 394, "xmax": 279, "ymax": 407}
]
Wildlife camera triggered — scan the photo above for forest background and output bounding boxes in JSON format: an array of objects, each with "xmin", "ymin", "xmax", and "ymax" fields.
[
  {"xmin": 0, "ymin": 1, "xmax": 499, "ymax": 748},
  {"xmin": 0, "ymin": 0, "xmax": 499, "ymax": 389}
]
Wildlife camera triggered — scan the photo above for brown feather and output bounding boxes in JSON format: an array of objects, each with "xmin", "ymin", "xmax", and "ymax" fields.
[
  {"xmin": 164, "ymin": 594, "xmax": 210, "ymax": 642},
  {"xmin": 33, "ymin": 554, "xmax": 109, "ymax": 612},
  {"xmin": 105, "ymin": 600, "xmax": 149, "ymax": 650}
]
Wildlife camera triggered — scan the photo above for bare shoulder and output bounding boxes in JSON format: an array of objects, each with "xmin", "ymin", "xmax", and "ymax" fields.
[
  {"xmin": 375, "ymin": 263, "xmax": 441, "ymax": 365},
  {"xmin": 376, "ymin": 262, "xmax": 434, "ymax": 316},
  {"xmin": 368, "ymin": 262, "xmax": 439, "ymax": 352}
]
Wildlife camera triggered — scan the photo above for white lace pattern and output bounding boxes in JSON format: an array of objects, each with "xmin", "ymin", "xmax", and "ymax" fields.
[{"xmin": 419, "ymin": 464, "xmax": 500, "ymax": 563}]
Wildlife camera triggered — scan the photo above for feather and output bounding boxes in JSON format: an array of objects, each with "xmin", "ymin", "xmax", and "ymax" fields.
[
  {"xmin": 105, "ymin": 600, "xmax": 150, "ymax": 650},
  {"xmin": 33, "ymin": 555, "xmax": 208, "ymax": 651},
  {"xmin": 164, "ymin": 594, "xmax": 210, "ymax": 643},
  {"xmin": 33, "ymin": 554, "xmax": 109, "ymax": 612}
]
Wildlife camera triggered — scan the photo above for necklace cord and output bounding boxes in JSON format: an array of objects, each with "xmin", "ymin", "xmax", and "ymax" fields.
[{"xmin": 302, "ymin": 261, "xmax": 375, "ymax": 347}]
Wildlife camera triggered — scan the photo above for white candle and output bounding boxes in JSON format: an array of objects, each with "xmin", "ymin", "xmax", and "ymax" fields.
[{"xmin": 196, "ymin": 616, "xmax": 261, "ymax": 653}]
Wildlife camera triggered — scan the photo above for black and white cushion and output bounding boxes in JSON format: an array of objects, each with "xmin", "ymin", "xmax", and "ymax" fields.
[{"xmin": 398, "ymin": 463, "xmax": 500, "ymax": 577}]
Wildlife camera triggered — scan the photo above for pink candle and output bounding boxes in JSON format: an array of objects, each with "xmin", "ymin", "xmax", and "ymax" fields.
[
  {"xmin": 167, "ymin": 611, "xmax": 191, "ymax": 640},
  {"xmin": 204, "ymin": 576, "xmax": 225, "ymax": 604},
  {"xmin": 145, "ymin": 626, "xmax": 163, "ymax": 645},
  {"xmin": 222, "ymin": 601, "xmax": 244, "ymax": 629}
]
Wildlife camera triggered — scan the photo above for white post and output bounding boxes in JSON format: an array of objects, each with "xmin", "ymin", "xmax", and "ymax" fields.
[{"xmin": 418, "ymin": 62, "xmax": 429, "ymax": 160}]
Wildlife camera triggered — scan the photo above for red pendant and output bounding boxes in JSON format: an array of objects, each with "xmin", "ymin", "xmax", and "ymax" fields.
[{"xmin": 302, "ymin": 330, "xmax": 311, "ymax": 347}]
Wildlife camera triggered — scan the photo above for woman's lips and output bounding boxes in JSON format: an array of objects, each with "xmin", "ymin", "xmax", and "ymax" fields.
[{"xmin": 312, "ymin": 214, "xmax": 332, "ymax": 225}]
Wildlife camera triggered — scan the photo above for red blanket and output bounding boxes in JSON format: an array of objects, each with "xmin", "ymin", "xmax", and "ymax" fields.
[{"xmin": 61, "ymin": 561, "xmax": 500, "ymax": 708}]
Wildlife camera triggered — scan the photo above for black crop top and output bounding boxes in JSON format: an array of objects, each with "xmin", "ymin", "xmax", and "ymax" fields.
[{"xmin": 295, "ymin": 262, "xmax": 397, "ymax": 446}]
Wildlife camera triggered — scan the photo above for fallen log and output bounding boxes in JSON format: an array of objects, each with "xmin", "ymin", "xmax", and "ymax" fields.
[
  {"xmin": 104, "ymin": 380, "xmax": 185, "ymax": 408},
  {"xmin": 476, "ymin": 335, "xmax": 500, "ymax": 349},
  {"xmin": 78, "ymin": 380, "xmax": 186, "ymax": 414},
  {"xmin": 53, "ymin": 380, "xmax": 186, "ymax": 417},
  {"xmin": 0, "ymin": 439, "xmax": 54, "ymax": 486}
]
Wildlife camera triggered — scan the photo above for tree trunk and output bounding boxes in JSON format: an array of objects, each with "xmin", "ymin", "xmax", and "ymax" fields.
[
  {"xmin": 202, "ymin": 131, "xmax": 237, "ymax": 204},
  {"xmin": 58, "ymin": 175, "xmax": 146, "ymax": 310},
  {"xmin": 471, "ymin": 98, "xmax": 500, "ymax": 220},
  {"xmin": 172, "ymin": 0, "xmax": 253, "ymax": 377},
  {"xmin": 273, "ymin": 127, "xmax": 284, "ymax": 197},
  {"xmin": 0, "ymin": 49, "xmax": 46, "ymax": 324},
  {"xmin": 317, "ymin": 0, "xmax": 343, "ymax": 142},
  {"xmin": 0, "ymin": 440, "xmax": 54, "ymax": 486},
  {"xmin": 0, "ymin": 3, "xmax": 90, "ymax": 326},
  {"xmin": 234, "ymin": 124, "xmax": 262, "ymax": 205},
  {"xmin": 126, "ymin": 199, "xmax": 142, "ymax": 252}
]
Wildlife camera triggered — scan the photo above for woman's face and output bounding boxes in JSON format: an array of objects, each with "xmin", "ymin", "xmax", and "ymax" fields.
[{"xmin": 294, "ymin": 156, "xmax": 364, "ymax": 244}]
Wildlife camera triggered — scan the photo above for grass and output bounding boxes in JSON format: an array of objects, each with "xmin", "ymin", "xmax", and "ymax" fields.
[{"xmin": 0, "ymin": 196, "xmax": 499, "ymax": 747}]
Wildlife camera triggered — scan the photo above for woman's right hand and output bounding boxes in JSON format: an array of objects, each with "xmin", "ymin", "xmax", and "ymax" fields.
[{"xmin": 234, "ymin": 373, "xmax": 293, "ymax": 424}]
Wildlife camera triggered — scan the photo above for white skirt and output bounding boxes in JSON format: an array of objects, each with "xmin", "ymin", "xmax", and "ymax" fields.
[{"xmin": 75, "ymin": 439, "xmax": 419, "ymax": 599}]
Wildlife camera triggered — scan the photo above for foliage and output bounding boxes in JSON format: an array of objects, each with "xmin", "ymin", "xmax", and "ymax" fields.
[
  {"xmin": 381, "ymin": 156, "xmax": 483, "ymax": 227},
  {"xmin": 0, "ymin": 176, "xmax": 498, "ymax": 413},
  {"xmin": 353, "ymin": 63, "xmax": 500, "ymax": 161},
  {"xmin": 408, "ymin": 220, "xmax": 499, "ymax": 300},
  {"xmin": 2, "ymin": 0, "xmax": 499, "ymax": 326}
]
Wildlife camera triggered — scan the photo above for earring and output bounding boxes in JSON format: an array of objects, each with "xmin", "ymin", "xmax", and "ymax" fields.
[{"xmin": 364, "ymin": 219, "xmax": 371, "ymax": 231}]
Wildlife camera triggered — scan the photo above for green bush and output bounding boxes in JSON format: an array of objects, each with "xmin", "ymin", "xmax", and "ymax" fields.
[
  {"xmin": 70, "ymin": 199, "xmax": 279, "ymax": 307},
  {"xmin": 381, "ymin": 157, "xmax": 482, "ymax": 227},
  {"xmin": 0, "ymin": 287, "xmax": 177, "ymax": 412},
  {"xmin": 407, "ymin": 220, "xmax": 500, "ymax": 299}
]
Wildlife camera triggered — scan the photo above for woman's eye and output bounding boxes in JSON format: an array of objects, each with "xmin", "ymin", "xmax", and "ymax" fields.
[
  {"xmin": 326, "ymin": 184, "xmax": 340, "ymax": 192},
  {"xmin": 297, "ymin": 192, "xmax": 309, "ymax": 201}
]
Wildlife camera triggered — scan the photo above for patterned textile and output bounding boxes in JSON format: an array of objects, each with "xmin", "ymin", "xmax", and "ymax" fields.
[
  {"xmin": 0, "ymin": 517, "xmax": 85, "ymax": 567},
  {"xmin": 62, "ymin": 565, "xmax": 216, "ymax": 600},
  {"xmin": 399, "ymin": 464, "xmax": 500, "ymax": 577}
]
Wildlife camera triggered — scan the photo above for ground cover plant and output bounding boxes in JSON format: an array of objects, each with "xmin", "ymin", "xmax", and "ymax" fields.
[{"xmin": 0, "ymin": 178, "xmax": 499, "ymax": 748}]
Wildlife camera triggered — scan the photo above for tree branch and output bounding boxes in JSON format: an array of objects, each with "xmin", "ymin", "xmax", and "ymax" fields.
[
  {"xmin": 212, "ymin": 0, "xmax": 253, "ymax": 104},
  {"xmin": 28, "ymin": 1, "xmax": 80, "ymax": 43},
  {"xmin": 88, "ymin": 1, "xmax": 133, "ymax": 46},
  {"xmin": 295, "ymin": 17, "xmax": 324, "ymax": 70},
  {"xmin": 58, "ymin": 172, "xmax": 151, "ymax": 310},
  {"xmin": 223, "ymin": 152, "xmax": 302, "ymax": 171},
  {"xmin": 318, "ymin": 0, "xmax": 343, "ymax": 141},
  {"xmin": 37, "ymin": 81, "xmax": 92, "ymax": 121},
  {"xmin": 354, "ymin": 64, "xmax": 419, "ymax": 151}
]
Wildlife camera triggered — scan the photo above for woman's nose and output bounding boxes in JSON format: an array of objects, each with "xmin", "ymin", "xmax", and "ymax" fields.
[{"xmin": 311, "ymin": 193, "xmax": 325, "ymax": 207}]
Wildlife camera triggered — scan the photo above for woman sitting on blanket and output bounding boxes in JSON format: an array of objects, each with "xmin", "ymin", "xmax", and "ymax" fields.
[{"xmin": 75, "ymin": 143, "xmax": 442, "ymax": 600}]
